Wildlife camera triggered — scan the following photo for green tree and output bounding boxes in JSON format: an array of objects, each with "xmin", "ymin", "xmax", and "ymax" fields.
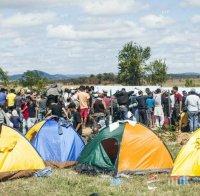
[
  {"xmin": 118, "ymin": 42, "xmax": 151, "ymax": 85},
  {"xmin": 20, "ymin": 70, "xmax": 48, "ymax": 90},
  {"xmin": 145, "ymin": 59, "xmax": 168, "ymax": 85},
  {"xmin": 0, "ymin": 67, "xmax": 9, "ymax": 86}
]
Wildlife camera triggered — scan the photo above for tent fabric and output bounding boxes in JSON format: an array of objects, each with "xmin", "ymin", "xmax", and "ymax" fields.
[
  {"xmin": 0, "ymin": 125, "xmax": 45, "ymax": 181},
  {"xmin": 77, "ymin": 121, "xmax": 173, "ymax": 174},
  {"xmin": 26, "ymin": 117, "xmax": 85, "ymax": 168},
  {"xmin": 26, "ymin": 120, "xmax": 45, "ymax": 141},
  {"xmin": 118, "ymin": 123, "xmax": 173, "ymax": 173},
  {"xmin": 78, "ymin": 122, "xmax": 124, "ymax": 171},
  {"xmin": 171, "ymin": 128, "xmax": 200, "ymax": 177}
]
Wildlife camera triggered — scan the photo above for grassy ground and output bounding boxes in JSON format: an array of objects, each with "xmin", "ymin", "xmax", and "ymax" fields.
[{"xmin": 1, "ymin": 137, "xmax": 200, "ymax": 195}]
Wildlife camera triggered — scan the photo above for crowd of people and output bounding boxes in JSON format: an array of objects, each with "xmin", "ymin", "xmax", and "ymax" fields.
[{"xmin": 0, "ymin": 84, "xmax": 199, "ymax": 138}]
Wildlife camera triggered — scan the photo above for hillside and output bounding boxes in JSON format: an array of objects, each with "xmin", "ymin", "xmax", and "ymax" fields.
[{"xmin": 9, "ymin": 70, "xmax": 86, "ymax": 81}]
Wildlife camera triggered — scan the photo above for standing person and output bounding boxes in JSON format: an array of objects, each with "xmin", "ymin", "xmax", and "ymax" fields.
[
  {"xmin": 136, "ymin": 91, "xmax": 148, "ymax": 125},
  {"xmin": 6, "ymin": 89, "xmax": 16, "ymax": 112},
  {"xmin": 46, "ymin": 99, "xmax": 67, "ymax": 118},
  {"xmin": 185, "ymin": 89, "xmax": 200, "ymax": 132},
  {"xmin": 102, "ymin": 90, "xmax": 111, "ymax": 125},
  {"xmin": 68, "ymin": 102, "xmax": 82, "ymax": 136},
  {"xmin": 77, "ymin": 86, "xmax": 90, "ymax": 128},
  {"xmin": 15, "ymin": 91, "xmax": 23, "ymax": 116},
  {"xmin": 129, "ymin": 92, "xmax": 138, "ymax": 121},
  {"xmin": 171, "ymin": 86, "xmax": 182, "ymax": 127},
  {"xmin": 71, "ymin": 90, "xmax": 79, "ymax": 109},
  {"xmin": 0, "ymin": 88, "xmax": 6, "ymax": 108},
  {"xmin": 63, "ymin": 88, "xmax": 71, "ymax": 107},
  {"xmin": 146, "ymin": 93, "xmax": 155, "ymax": 128},
  {"xmin": 21, "ymin": 98, "xmax": 30, "ymax": 135},
  {"xmin": 10, "ymin": 109, "xmax": 22, "ymax": 131},
  {"xmin": 102, "ymin": 90, "xmax": 111, "ymax": 110},
  {"xmin": 28, "ymin": 97, "xmax": 38, "ymax": 128},
  {"xmin": 115, "ymin": 88, "xmax": 133, "ymax": 120},
  {"xmin": 162, "ymin": 91, "xmax": 171, "ymax": 128},
  {"xmin": 93, "ymin": 94, "xmax": 106, "ymax": 114},
  {"xmin": 0, "ymin": 105, "xmax": 12, "ymax": 126},
  {"xmin": 180, "ymin": 91, "xmax": 189, "ymax": 131},
  {"xmin": 154, "ymin": 89, "xmax": 164, "ymax": 129},
  {"xmin": 37, "ymin": 94, "xmax": 47, "ymax": 121},
  {"xmin": 182, "ymin": 91, "xmax": 188, "ymax": 112}
]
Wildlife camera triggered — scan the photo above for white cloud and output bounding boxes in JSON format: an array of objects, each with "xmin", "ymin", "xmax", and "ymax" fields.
[
  {"xmin": 158, "ymin": 34, "xmax": 187, "ymax": 44},
  {"xmin": 0, "ymin": 52, "xmax": 15, "ymax": 58},
  {"xmin": 140, "ymin": 14, "xmax": 175, "ymax": 28},
  {"xmin": 191, "ymin": 15, "xmax": 200, "ymax": 23},
  {"xmin": 0, "ymin": 0, "xmax": 70, "ymax": 8},
  {"xmin": 0, "ymin": 12, "xmax": 56, "ymax": 27},
  {"xmin": 47, "ymin": 20, "xmax": 144, "ymax": 40},
  {"xmin": 181, "ymin": 0, "xmax": 200, "ymax": 7},
  {"xmin": 82, "ymin": 0, "xmax": 148, "ymax": 15},
  {"xmin": 0, "ymin": 0, "xmax": 149, "ymax": 15},
  {"xmin": 0, "ymin": 30, "xmax": 19, "ymax": 39},
  {"xmin": 13, "ymin": 37, "xmax": 26, "ymax": 47}
]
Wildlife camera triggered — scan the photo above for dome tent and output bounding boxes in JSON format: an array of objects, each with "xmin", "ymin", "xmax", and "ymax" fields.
[
  {"xmin": 171, "ymin": 128, "xmax": 200, "ymax": 178},
  {"xmin": 76, "ymin": 121, "xmax": 173, "ymax": 174},
  {"xmin": 0, "ymin": 124, "xmax": 45, "ymax": 181},
  {"xmin": 26, "ymin": 117, "xmax": 85, "ymax": 168}
]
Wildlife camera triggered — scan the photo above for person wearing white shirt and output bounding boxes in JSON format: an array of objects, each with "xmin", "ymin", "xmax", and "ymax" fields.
[{"xmin": 185, "ymin": 89, "xmax": 200, "ymax": 132}]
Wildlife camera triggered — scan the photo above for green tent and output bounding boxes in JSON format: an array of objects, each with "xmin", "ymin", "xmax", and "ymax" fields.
[
  {"xmin": 78, "ymin": 122, "xmax": 124, "ymax": 172},
  {"xmin": 76, "ymin": 121, "xmax": 173, "ymax": 174}
]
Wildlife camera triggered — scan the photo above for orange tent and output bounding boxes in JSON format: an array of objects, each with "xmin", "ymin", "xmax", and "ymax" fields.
[{"xmin": 77, "ymin": 121, "xmax": 173, "ymax": 174}]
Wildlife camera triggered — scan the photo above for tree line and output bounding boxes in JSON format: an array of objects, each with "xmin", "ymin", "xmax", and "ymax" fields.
[{"xmin": 0, "ymin": 41, "xmax": 196, "ymax": 89}]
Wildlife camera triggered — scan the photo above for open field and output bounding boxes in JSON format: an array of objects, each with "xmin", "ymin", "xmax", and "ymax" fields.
[
  {"xmin": 165, "ymin": 78, "xmax": 200, "ymax": 87},
  {"xmin": 1, "ymin": 137, "xmax": 200, "ymax": 196}
]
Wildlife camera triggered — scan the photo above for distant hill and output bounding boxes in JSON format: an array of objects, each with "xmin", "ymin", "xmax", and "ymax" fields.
[
  {"xmin": 9, "ymin": 70, "xmax": 87, "ymax": 81},
  {"xmin": 169, "ymin": 72, "xmax": 200, "ymax": 78},
  {"xmin": 9, "ymin": 70, "xmax": 200, "ymax": 81}
]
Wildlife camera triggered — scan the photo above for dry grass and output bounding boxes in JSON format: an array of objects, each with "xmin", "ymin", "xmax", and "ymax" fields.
[
  {"xmin": 165, "ymin": 78, "xmax": 200, "ymax": 87},
  {"xmin": 1, "ymin": 141, "xmax": 200, "ymax": 196}
]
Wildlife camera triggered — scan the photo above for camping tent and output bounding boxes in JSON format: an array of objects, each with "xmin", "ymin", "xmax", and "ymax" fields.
[
  {"xmin": 0, "ymin": 124, "xmax": 45, "ymax": 181},
  {"xmin": 77, "ymin": 121, "xmax": 173, "ymax": 174},
  {"xmin": 171, "ymin": 128, "xmax": 200, "ymax": 178},
  {"xmin": 26, "ymin": 117, "xmax": 85, "ymax": 168}
]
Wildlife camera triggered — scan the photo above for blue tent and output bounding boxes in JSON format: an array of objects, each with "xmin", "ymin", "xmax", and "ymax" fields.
[{"xmin": 26, "ymin": 118, "xmax": 85, "ymax": 168}]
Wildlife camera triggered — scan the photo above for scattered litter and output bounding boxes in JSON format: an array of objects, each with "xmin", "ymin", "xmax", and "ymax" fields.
[
  {"xmin": 110, "ymin": 177, "xmax": 123, "ymax": 186},
  {"xmin": 147, "ymin": 174, "xmax": 158, "ymax": 191},
  {"xmin": 68, "ymin": 171, "xmax": 78, "ymax": 175},
  {"xmin": 117, "ymin": 173, "xmax": 130, "ymax": 179},
  {"xmin": 34, "ymin": 167, "xmax": 53, "ymax": 177},
  {"xmin": 147, "ymin": 183, "xmax": 157, "ymax": 191},
  {"xmin": 89, "ymin": 193, "xmax": 99, "ymax": 196},
  {"xmin": 178, "ymin": 176, "xmax": 189, "ymax": 185}
]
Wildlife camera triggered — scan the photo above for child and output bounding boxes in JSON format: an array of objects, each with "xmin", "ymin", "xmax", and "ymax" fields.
[{"xmin": 10, "ymin": 110, "xmax": 22, "ymax": 131}]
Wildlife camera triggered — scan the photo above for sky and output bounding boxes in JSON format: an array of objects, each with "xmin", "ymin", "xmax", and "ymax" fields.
[{"xmin": 0, "ymin": 0, "xmax": 200, "ymax": 75}]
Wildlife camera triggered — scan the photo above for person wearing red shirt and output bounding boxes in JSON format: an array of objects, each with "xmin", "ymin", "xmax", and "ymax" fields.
[
  {"xmin": 21, "ymin": 98, "xmax": 30, "ymax": 135},
  {"xmin": 171, "ymin": 86, "xmax": 183, "ymax": 127}
]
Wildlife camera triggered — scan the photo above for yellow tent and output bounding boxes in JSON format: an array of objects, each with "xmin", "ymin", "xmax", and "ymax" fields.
[
  {"xmin": 0, "ymin": 125, "xmax": 45, "ymax": 181},
  {"xmin": 26, "ymin": 120, "xmax": 45, "ymax": 141},
  {"xmin": 171, "ymin": 128, "xmax": 200, "ymax": 177}
]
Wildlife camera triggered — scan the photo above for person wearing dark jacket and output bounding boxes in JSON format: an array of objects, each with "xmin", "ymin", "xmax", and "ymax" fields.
[
  {"xmin": 136, "ymin": 91, "xmax": 148, "ymax": 125},
  {"xmin": 115, "ymin": 88, "xmax": 134, "ymax": 120},
  {"xmin": 10, "ymin": 110, "xmax": 22, "ymax": 131}
]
